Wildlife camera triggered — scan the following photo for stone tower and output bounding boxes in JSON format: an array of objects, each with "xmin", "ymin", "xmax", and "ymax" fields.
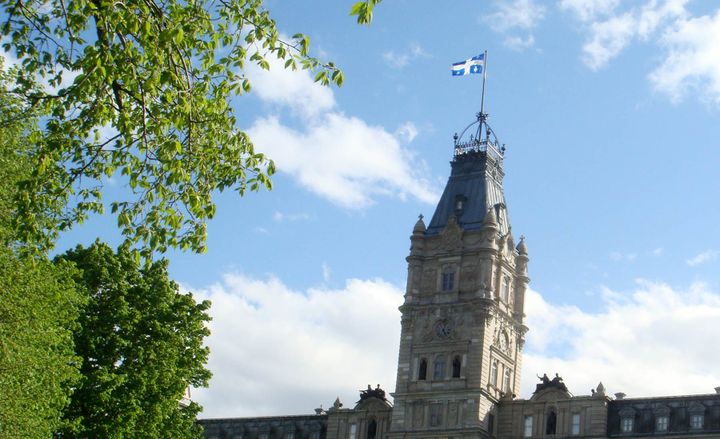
[{"xmin": 387, "ymin": 115, "xmax": 529, "ymax": 439}]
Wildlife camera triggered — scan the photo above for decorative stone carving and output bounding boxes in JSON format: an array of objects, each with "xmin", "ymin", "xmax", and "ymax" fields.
[{"xmin": 440, "ymin": 216, "xmax": 463, "ymax": 252}]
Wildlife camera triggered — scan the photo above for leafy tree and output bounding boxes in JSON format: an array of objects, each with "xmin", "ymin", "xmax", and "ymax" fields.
[
  {"xmin": 56, "ymin": 242, "xmax": 211, "ymax": 438},
  {"xmin": 0, "ymin": 62, "xmax": 83, "ymax": 439},
  {"xmin": 1, "ymin": 0, "xmax": 343, "ymax": 256}
]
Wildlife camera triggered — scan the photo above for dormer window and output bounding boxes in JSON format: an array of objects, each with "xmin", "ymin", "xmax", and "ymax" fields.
[
  {"xmin": 621, "ymin": 418, "xmax": 634, "ymax": 433},
  {"xmin": 454, "ymin": 194, "xmax": 466, "ymax": 216},
  {"xmin": 656, "ymin": 416, "xmax": 668, "ymax": 432},
  {"xmin": 691, "ymin": 414, "xmax": 704, "ymax": 429}
]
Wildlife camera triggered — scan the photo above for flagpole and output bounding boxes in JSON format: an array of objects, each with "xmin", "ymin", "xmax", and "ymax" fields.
[{"xmin": 480, "ymin": 50, "xmax": 488, "ymax": 117}]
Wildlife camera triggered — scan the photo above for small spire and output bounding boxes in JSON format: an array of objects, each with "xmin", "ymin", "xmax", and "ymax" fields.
[
  {"xmin": 516, "ymin": 235, "xmax": 528, "ymax": 255},
  {"xmin": 413, "ymin": 214, "xmax": 426, "ymax": 233}
]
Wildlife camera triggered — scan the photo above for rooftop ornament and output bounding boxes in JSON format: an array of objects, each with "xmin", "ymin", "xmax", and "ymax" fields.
[{"xmin": 453, "ymin": 112, "xmax": 506, "ymax": 161}]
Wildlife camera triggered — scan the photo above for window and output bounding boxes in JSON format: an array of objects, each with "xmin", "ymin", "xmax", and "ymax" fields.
[
  {"xmin": 488, "ymin": 413, "xmax": 495, "ymax": 434},
  {"xmin": 621, "ymin": 417, "xmax": 634, "ymax": 433},
  {"xmin": 571, "ymin": 413, "xmax": 580, "ymax": 435},
  {"xmin": 367, "ymin": 420, "xmax": 377, "ymax": 439},
  {"xmin": 656, "ymin": 416, "xmax": 668, "ymax": 432},
  {"xmin": 259, "ymin": 434, "xmax": 269, "ymax": 439},
  {"xmin": 691, "ymin": 414, "xmax": 704, "ymax": 429},
  {"xmin": 503, "ymin": 367, "xmax": 511, "ymax": 392},
  {"xmin": 311, "ymin": 433, "xmax": 321, "ymax": 439},
  {"xmin": 442, "ymin": 272, "xmax": 454, "ymax": 291},
  {"xmin": 501, "ymin": 276, "xmax": 510, "ymax": 302},
  {"xmin": 418, "ymin": 358, "xmax": 427, "ymax": 380},
  {"xmin": 546, "ymin": 410, "xmax": 557, "ymax": 435},
  {"xmin": 429, "ymin": 403, "xmax": 443, "ymax": 427},
  {"xmin": 433, "ymin": 355, "xmax": 446, "ymax": 380},
  {"xmin": 452, "ymin": 356, "xmax": 461, "ymax": 378},
  {"xmin": 524, "ymin": 415, "xmax": 533, "ymax": 438},
  {"xmin": 349, "ymin": 423, "xmax": 357, "ymax": 439},
  {"xmin": 285, "ymin": 433, "xmax": 294, "ymax": 439},
  {"xmin": 490, "ymin": 361, "xmax": 498, "ymax": 386}
]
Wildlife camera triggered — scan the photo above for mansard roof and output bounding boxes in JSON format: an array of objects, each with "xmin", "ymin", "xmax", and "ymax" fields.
[{"xmin": 426, "ymin": 148, "xmax": 509, "ymax": 236}]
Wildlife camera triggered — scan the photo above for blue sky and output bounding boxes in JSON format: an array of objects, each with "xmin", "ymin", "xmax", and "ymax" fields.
[{"xmin": 39, "ymin": 0, "xmax": 720, "ymax": 418}]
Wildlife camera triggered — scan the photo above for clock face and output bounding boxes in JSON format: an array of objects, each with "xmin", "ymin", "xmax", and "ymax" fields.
[{"xmin": 435, "ymin": 319, "xmax": 453, "ymax": 339}]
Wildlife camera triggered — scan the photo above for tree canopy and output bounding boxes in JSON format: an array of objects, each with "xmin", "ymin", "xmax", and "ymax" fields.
[
  {"xmin": 57, "ymin": 242, "xmax": 211, "ymax": 438},
  {"xmin": 2, "ymin": 0, "xmax": 343, "ymax": 257}
]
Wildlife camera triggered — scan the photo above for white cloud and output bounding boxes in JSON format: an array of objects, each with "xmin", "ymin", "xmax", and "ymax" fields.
[
  {"xmin": 686, "ymin": 249, "xmax": 718, "ymax": 266},
  {"xmin": 578, "ymin": 0, "xmax": 689, "ymax": 70},
  {"xmin": 522, "ymin": 281, "xmax": 720, "ymax": 399},
  {"xmin": 652, "ymin": 247, "xmax": 664, "ymax": 256},
  {"xmin": 192, "ymin": 274, "xmax": 720, "ymax": 418},
  {"xmin": 395, "ymin": 122, "xmax": 419, "ymax": 144},
  {"xmin": 273, "ymin": 211, "xmax": 312, "ymax": 223},
  {"xmin": 486, "ymin": 0, "xmax": 546, "ymax": 32},
  {"xmin": 648, "ymin": 10, "xmax": 720, "ymax": 103},
  {"xmin": 245, "ymin": 55, "xmax": 335, "ymax": 119},
  {"xmin": 505, "ymin": 35, "xmax": 536, "ymax": 51},
  {"xmin": 559, "ymin": 0, "xmax": 619, "ymax": 22},
  {"xmin": 382, "ymin": 44, "xmax": 429, "ymax": 70},
  {"xmin": 484, "ymin": 0, "xmax": 545, "ymax": 50},
  {"xmin": 248, "ymin": 114, "xmax": 438, "ymax": 209},
  {"xmin": 245, "ymin": 50, "xmax": 439, "ymax": 209},
  {"xmin": 189, "ymin": 273, "xmax": 404, "ymax": 418}
]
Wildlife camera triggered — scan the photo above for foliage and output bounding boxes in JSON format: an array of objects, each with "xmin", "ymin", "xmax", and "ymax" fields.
[
  {"xmin": 350, "ymin": 0, "xmax": 382, "ymax": 24},
  {"xmin": 0, "ymin": 251, "xmax": 82, "ymax": 438},
  {"xmin": 1, "ymin": 0, "xmax": 343, "ymax": 256},
  {"xmin": 0, "ymin": 63, "xmax": 83, "ymax": 438},
  {"xmin": 56, "ymin": 242, "xmax": 211, "ymax": 438}
]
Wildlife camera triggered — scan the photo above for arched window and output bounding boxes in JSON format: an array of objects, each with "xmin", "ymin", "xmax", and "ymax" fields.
[
  {"xmin": 418, "ymin": 358, "xmax": 427, "ymax": 381},
  {"xmin": 501, "ymin": 276, "xmax": 510, "ymax": 302},
  {"xmin": 490, "ymin": 361, "xmax": 498, "ymax": 386},
  {"xmin": 433, "ymin": 355, "xmax": 446, "ymax": 380},
  {"xmin": 546, "ymin": 410, "xmax": 557, "ymax": 435},
  {"xmin": 452, "ymin": 356, "xmax": 461, "ymax": 378},
  {"xmin": 367, "ymin": 419, "xmax": 377, "ymax": 439}
]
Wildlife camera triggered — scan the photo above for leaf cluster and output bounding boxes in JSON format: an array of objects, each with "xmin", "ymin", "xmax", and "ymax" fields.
[
  {"xmin": 1, "ymin": 0, "xmax": 343, "ymax": 257},
  {"xmin": 349, "ymin": 0, "xmax": 382, "ymax": 24}
]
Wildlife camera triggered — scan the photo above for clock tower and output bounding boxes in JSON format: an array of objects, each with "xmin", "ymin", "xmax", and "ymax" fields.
[{"xmin": 387, "ymin": 114, "xmax": 529, "ymax": 439}]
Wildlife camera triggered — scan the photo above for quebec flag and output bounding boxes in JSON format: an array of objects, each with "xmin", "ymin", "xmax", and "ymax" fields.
[{"xmin": 451, "ymin": 53, "xmax": 484, "ymax": 76}]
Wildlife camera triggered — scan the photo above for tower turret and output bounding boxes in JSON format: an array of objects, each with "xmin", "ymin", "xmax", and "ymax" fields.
[{"xmin": 389, "ymin": 113, "xmax": 529, "ymax": 439}]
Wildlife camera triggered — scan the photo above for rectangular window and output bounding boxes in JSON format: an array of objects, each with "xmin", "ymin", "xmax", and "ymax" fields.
[
  {"xmin": 490, "ymin": 361, "xmax": 498, "ymax": 386},
  {"xmin": 691, "ymin": 414, "xmax": 704, "ymax": 429},
  {"xmin": 524, "ymin": 415, "xmax": 533, "ymax": 438},
  {"xmin": 503, "ymin": 368, "xmax": 511, "ymax": 392},
  {"xmin": 442, "ymin": 272, "xmax": 454, "ymax": 291},
  {"xmin": 433, "ymin": 356, "xmax": 446, "ymax": 380},
  {"xmin": 349, "ymin": 423, "xmax": 357, "ymax": 439},
  {"xmin": 621, "ymin": 417, "xmax": 634, "ymax": 433},
  {"xmin": 571, "ymin": 413, "xmax": 580, "ymax": 435},
  {"xmin": 656, "ymin": 416, "xmax": 668, "ymax": 432},
  {"xmin": 430, "ymin": 403, "xmax": 443, "ymax": 427}
]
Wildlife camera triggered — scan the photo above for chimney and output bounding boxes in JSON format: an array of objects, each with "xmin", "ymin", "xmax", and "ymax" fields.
[{"xmin": 615, "ymin": 392, "xmax": 626, "ymax": 400}]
